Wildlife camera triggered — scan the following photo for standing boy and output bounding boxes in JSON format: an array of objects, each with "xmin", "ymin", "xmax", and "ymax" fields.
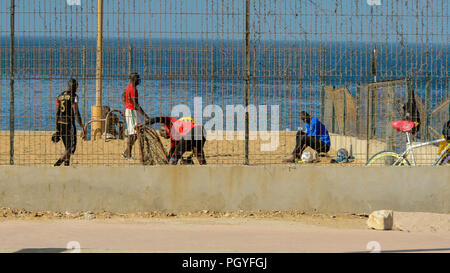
[
  {"xmin": 121, "ymin": 72, "xmax": 150, "ymax": 159},
  {"xmin": 53, "ymin": 78, "xmax": 85, "ymax": 166}
]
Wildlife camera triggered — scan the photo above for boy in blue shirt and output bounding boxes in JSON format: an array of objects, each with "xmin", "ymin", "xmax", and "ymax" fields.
[{"xmin": 284, "ymin": 111, "xmax": 331, "ymax": 163}]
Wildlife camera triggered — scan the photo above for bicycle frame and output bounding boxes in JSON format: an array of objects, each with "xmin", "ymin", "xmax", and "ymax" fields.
[
  {"xmin": 432, "ymin": 142, "xmax": 450, "ymax": 166},
  {"xmin": 393, "ymin": 132, "xmax": 448, "ymax": 166},
  {"xmin": 83, "ymin": 109, "xmax": 125, "ymax": 142}
]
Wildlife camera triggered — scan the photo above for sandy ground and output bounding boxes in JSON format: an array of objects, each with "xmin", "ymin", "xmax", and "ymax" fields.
[
  {"xmin": 0, "ymin": 131, "xmax": 439, "ymax": 165},
  {"xmin": 0, "ymin": 207, "xmax": 369, "ymax": 228},
  {"xmin": 1, "ymin": 208, "xmax": 449, "ymax": 253},
  {"xmin": 0, "ymin": 131, "xmax": 351, "ymax": 165}
]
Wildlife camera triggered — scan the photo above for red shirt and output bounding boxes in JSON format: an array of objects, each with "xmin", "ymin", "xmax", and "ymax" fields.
[
  {"xmin": 164, "ymin": 117, "xmax": 200, "ymax": 148},
  {"xmin": 125, "ymin": 83, "xmax": 138, "ymax": 110}
]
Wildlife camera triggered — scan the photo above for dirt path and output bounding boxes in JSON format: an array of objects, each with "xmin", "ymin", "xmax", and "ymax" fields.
[
  {"xmin": 1, "ymin": 212, "xmax": 449, "ymax": 253},
  {"xmin": 0, "ymin": 207, "xmax": 369, "ymax": 230}
]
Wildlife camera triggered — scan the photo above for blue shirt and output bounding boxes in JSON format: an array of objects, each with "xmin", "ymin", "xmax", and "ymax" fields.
[{"xmin": 305, "ymin": 117, "xmax": 330, "ymax": 147}]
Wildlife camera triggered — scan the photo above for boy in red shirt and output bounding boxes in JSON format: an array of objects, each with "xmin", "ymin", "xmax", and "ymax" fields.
[
  {"xmin": 121, "ymin": 73, "xmax": 150, "ymax": 159},
  {"xmin": 147, "ymin": 116, "xmax": 207, "ymax": 165}
]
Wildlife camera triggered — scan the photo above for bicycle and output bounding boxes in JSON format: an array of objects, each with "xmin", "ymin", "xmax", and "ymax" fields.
[
  {"xmin": 83, "ymin": 109, "xmax": 125, "ymax": 142},
  {"xmin": 366, "ymin": 120, "xmax": 450, "ymax": 166},
  {"xmin": 135, "ymin": 123, "xmax": 168, "ymax": 165}
]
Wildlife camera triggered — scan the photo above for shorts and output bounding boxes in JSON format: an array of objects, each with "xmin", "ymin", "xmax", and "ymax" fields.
[
  {"xmin": 125, "ymin": 109, "xmax": 140, "ymax": 135},
  {"xmin": 57, "ymin": 122, "xmax": 77, "ymax": 154}
]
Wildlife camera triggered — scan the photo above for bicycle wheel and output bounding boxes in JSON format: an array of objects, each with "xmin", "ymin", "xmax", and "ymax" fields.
[
  {"xmin": 366, "ymin": 151, "xmax": 410, "ymax": 166},
  {"xmin": 435, "ymin": 149, "xmax": 450, "ymax": 166},
  {"xmin": 138, "ymin": 127, "xmax": 168, "ymax": 165}
]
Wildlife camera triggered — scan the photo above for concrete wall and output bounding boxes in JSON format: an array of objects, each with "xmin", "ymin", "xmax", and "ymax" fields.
[{"xmin": 0, "ymin": 166, "xmax": 449, "ymax": 214}]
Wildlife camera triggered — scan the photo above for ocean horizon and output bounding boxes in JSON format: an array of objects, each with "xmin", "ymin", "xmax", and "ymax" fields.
[{"xmin": 0, "ymin": 37, "xmax": 448, "ymax": 133}]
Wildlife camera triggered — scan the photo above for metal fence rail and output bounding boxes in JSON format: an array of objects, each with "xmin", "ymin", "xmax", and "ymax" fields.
[{"xmin": 0, "ymin": 0, "xmax": 448, "ymax": 166}]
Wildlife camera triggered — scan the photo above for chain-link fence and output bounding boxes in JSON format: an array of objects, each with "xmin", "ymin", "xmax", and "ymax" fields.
[{"xmin": 0, "ymin": 0, "xmax": 448, "ymax": 166}]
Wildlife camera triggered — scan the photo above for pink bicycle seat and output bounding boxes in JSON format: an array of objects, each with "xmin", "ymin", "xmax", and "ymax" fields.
[{"xmin": 392, "ymin": 120, "xmax": 416, "ymax": 133}]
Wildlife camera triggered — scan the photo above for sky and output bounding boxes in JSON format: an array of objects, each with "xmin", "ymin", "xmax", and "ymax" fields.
[{"xmin": 0, "ymin": 0, "xmax": 448, "ymax": 44}]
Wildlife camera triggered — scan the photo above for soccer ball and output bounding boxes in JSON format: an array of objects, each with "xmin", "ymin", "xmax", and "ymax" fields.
[
  {"xmin": 301, "ymin": 151, "xmax": 313, "ymax": 163},
  {"xmin": 337, "ymin": 148, "xmax": 349, "ymax": 158}
]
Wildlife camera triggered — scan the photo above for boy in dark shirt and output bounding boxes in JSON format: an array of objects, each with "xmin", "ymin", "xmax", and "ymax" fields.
[{"xmin": 53, "ymin": 78, "xmax": 85, "ymax": 166}]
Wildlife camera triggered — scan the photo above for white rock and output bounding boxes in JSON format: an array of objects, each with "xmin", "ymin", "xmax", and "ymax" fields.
[{"xmin": 367, "ymin": 210, "xmax": 393, "ymax": 230}]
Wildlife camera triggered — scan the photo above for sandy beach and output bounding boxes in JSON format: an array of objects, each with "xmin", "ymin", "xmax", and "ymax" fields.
[{"xmin": 0, "ymin": 130, "xmax": 439, "ymax": 166}]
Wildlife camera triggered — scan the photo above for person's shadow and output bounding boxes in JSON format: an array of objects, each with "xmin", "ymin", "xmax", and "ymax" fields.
[{"xmin": 14, "ymin": 248, "xmax": 70, "ymax": 253}]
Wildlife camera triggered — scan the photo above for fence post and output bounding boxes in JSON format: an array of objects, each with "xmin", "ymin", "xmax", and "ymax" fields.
[
  {"xmin": 406, "ymin": 77, "xmax": 413, "ymax": 101},
  {"xmin": 369, "ymin": 85, "xmax": 376, "ymax": 138},
  {"xmin": 127, "ymin": 45, "xmax": 132, "ymax": 75},
  {"xmin": 80, "ymin": 46, "xmax": 86, "ymax": 120},
  {"xmin": 343, "ymin": 87, "xmax": 347, "ymax": 135},
  {"xmin": 92, "ymin": 0, "xmax": 104, "ymax": 140},
  {"xmin": 320, "ymin": 46, "xmax": 326, "ymax": 121},
  {"xmin": 244, "ymin": 0, "xmax": 250, "ymax": 165},
  {"xmin": 369, "ymin": 47, "xmax": 377, "ymax": 140},
  {"xmin": 424, "ymin": 73, "xmax": 431, "ymax": 141},
  {"xmin": 210, "ymin": 44, "xmax": 214, "ymax": 105},
  {"xmin": 385, "ymin": 86, "xmax": 395, "ymax": 164},
  {"xmin": 371, "ymin": 46, "xmax": 377, "ymax": 83},
  {"xmin": 355, "ymin": 85, "xmax": 361, "ymax": 136},
  {"xmin": 9, "ymin": 0, "xmax": 15, "ymax": 165},
  {"xmin": 366, "ymin": 85, "xmax": 371, "ymax": 162},
  {"xmin": 406, "ymin": 77, "xmax": 413, "ymax": 131},
  {"xmin": 331, "ymin": 87, "xmax": 336, "ymax": 133}
]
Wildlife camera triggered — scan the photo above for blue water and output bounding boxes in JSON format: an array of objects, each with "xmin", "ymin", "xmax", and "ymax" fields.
[{"xmin": 0, "ymin": 37, "xmax": 448, "ymax": 132}]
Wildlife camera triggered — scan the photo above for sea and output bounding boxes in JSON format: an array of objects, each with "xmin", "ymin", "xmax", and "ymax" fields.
[{"xmin": 0, "ymin": 36, "xmax": 448, "ymax": 135}]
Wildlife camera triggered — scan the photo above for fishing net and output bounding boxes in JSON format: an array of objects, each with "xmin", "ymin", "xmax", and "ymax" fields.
[
  {"xmin": 137, "ymin": 126, "xmax": 168, "ymax": 165},
  {"xmin": 322, "ymin": 86, "xmax": 335, "ymax": 132},
  {"xmin": 430, "ymin": 99, "xmax": 449, "ymax": 139},
  {"xmin": 356, "ymin": 80, "xmax": 415, "ymax": 140},
  {"xmin": 323, "ymin": 86, "xmax": 357, "ymax": 136}
]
